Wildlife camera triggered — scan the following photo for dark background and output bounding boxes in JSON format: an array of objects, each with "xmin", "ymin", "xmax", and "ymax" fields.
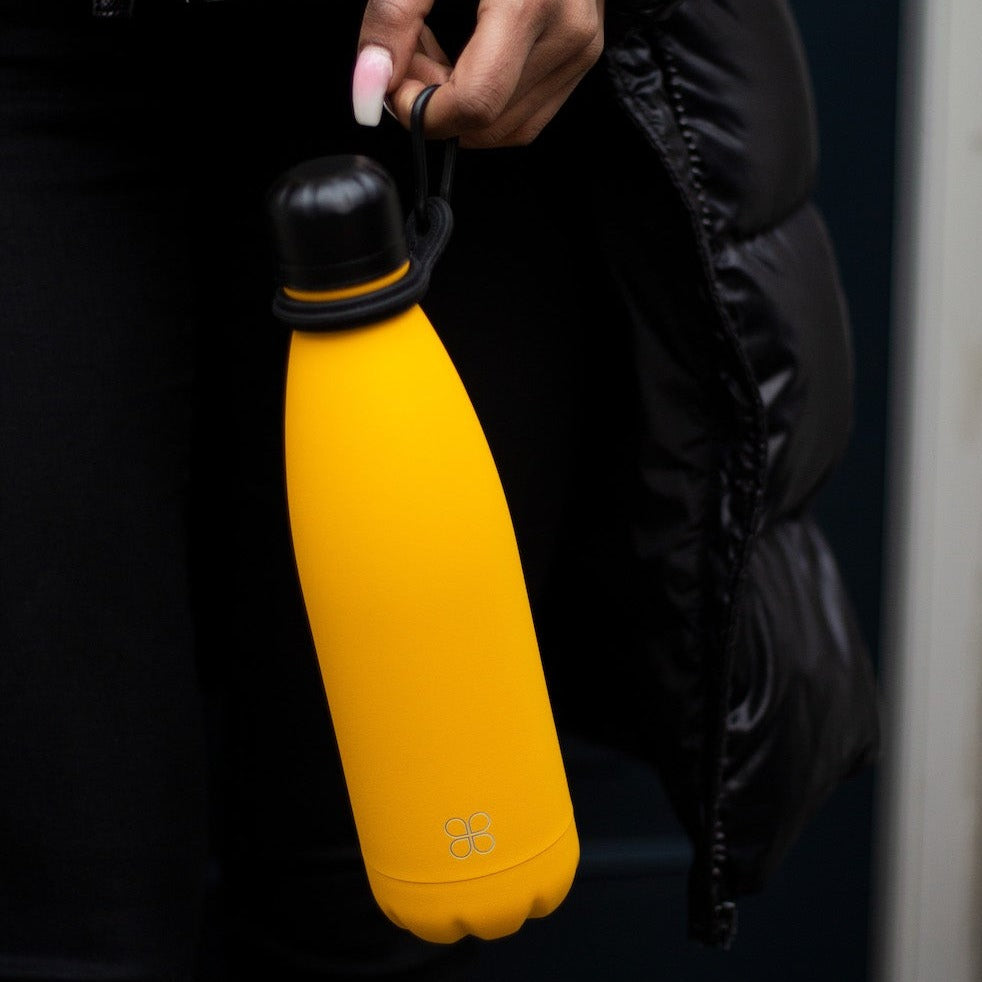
[{"xmin": 464, "ymin": 1, "xmax": 902, "ymax": 979}]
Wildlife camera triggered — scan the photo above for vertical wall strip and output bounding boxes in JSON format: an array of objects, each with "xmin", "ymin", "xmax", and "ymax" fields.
[{"xmin": 874, "ymin": 0, "xmax": 982, "ymax": 978}]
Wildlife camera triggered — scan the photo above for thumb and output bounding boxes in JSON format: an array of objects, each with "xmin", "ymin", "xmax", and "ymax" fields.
[{"xmin": 353, "ymin": 0, "xmax": 434, "ymax": 126}]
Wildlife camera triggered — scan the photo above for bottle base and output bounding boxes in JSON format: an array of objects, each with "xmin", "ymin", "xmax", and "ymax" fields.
[{"xmin": 366, "ymin": 820, "xmax": 579, "ymax": 944}]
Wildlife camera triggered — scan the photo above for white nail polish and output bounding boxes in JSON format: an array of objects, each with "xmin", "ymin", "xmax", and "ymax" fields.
[{"xmin": 352, "ymin": 46, "xmax": 394, "ymax": 127}]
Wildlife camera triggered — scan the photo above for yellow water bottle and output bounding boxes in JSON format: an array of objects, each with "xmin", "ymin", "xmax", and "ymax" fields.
[{"xmin": 267, "ymin": 151, "xmax": 578, "ymax": 944}]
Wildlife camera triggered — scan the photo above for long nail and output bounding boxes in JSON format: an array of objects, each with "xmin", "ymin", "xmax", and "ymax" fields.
[{"xmin": 352, "ymin": 46, "xmax": 393, "ymax": 127}]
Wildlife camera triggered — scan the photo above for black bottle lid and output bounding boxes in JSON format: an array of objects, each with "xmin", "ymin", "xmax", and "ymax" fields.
[{"xmin": 267, "ymin": 155, "xmax": 409, "ymax": 292}]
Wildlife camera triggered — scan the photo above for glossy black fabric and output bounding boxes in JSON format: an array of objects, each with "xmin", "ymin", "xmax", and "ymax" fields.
[{"xmin": 599, "ymin": 0, "xmax": 881, "ymax": 945}]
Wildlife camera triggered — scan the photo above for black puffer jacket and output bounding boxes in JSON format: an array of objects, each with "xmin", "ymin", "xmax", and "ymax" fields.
[{"xmin": 593, "ymin": 0, "xmax": 880, "ymax": 947}]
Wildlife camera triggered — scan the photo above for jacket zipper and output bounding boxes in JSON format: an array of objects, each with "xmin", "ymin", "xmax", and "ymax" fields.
[{"xmin": 605, "ymin": 30, "xmax": 767, "ymax": 949}]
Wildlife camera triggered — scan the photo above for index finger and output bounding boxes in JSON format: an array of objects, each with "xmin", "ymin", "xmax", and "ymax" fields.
[
  {"xmin": 358, "ymin": 0, "xmax": 435, "ymax": 84},
  {"xmin": 392, "ymin": 2, "xmax": 541, "ymax": 137}
]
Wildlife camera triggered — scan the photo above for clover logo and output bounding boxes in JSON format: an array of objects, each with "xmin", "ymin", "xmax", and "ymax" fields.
[{"xmin": 445, "ymin": 812, "xmax": 495, "ymax": 859}]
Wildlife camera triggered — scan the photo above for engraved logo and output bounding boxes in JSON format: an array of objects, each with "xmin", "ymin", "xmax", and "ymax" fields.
[{"xmin": 445, "ymin": 812, "xmax": 495, "ymax": 859}]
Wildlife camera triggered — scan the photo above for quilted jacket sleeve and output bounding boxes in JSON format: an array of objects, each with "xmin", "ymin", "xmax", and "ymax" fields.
[{"xmin": 598, "ymin": 0, "xmax": 881, "ymax": 946}]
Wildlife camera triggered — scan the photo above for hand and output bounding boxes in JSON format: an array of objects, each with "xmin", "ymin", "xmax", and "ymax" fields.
[{"xmin": 352, "ymin": 0, "xmax": 605, "ymax": 148}]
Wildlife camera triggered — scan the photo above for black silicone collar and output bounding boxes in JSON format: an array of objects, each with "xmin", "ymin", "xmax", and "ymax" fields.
[{"xmin": 271, "ymin": 195, "xmax": 453, "ymax": 331}]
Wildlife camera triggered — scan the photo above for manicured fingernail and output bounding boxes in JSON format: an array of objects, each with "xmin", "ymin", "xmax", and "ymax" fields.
[{"xmin": 352, "ymin": 45, "xmax": 393, "ymax": 126}]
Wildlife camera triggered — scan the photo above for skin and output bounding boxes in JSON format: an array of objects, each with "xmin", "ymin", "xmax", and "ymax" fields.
[{"xmin": 356, "ymin": 0, "xmax": 606, "ymax": 147}]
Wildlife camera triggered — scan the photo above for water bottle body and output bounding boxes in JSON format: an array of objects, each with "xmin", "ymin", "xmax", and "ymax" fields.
[{"xmin": 284, "ymin": 301, "xmax": 579, "ymax": 943}]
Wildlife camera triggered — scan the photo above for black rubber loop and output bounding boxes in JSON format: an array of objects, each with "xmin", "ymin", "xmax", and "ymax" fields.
[
  {"xmin": 439, "ymin": 140, "xmax": 457, "ymax": 201},
  {"xmin": 272, "ymin": 197, "xmax": 454, "ymax": 331},
  {"xmin": 411, "ymin": 85, "xmax": 458, "ymax": 232}
]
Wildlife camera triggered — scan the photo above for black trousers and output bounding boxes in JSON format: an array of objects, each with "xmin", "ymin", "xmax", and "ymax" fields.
[{"xmin": 0, "ymin": 3, "xmax": 634, "ymax": 979}]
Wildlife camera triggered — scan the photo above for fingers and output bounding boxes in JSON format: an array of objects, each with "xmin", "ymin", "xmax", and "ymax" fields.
[
  {"xmin": 354, "ymin": 0, "xmax": 436, "ymax": 126},
  {"xmin": 389, "ymin": 61, "xmax": 573, "ymax": 149},
  {"xmin": 387, "ymin": 1, "xmax": 537, "ymax": 138},
  {"xmin": 457, "ymin": 62, "xmax": 587, "ymax": 148},
  {"xmin": 453, "ymin": 14, "xmax": 603, "ymax": 147},
  {"xmin": 356, "ymin": 0, "xmax": 605, "ymax": 147},
  {"xmin": 358, "ymin": 0, "xmax": 434, "ymax": 81},
  {"xmin": 421, "ymin": 1, "xmax": 540, "ymax": 137},
  {"xmin": 403, "ymin": 27, "xmax": 453, "ymax": 97},
  {"xmin": 394, "ymin": 0, "xmax": 603, "ymax": 146},
  {"xmin": 382, "ymin": 32, "xmax": 452, "ymax": 124}
]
